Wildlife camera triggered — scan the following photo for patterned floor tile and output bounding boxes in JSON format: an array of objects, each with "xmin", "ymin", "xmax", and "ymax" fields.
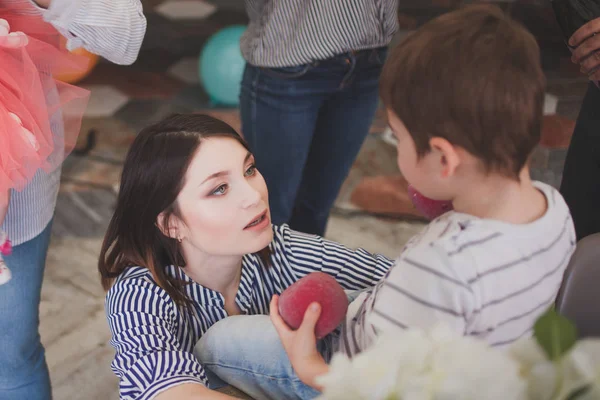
[
  {"xmin": 337, "ymin": 135, "xmax": 401, "ymax": 209},
  {"xmin": 52, "ymin": 189, "xmax": 116, "ymax": 238},
  {"xmin": 369, "ymin": 106, "xmax": 388, "ymax": 135},
  {"xmin": 350, "ymin": 174, "xmax": 424, "ymax": 219},
  {"xmin": 544, "ymin": 93, "xmax": 558, "ymax": 115},
  {"xmin": 135, "ymin": 47, "xmax": 187, "ymax": 73},
  {"xmin": 557, "ymin": 98, "xmax": 585, "ymax": 121},
  {"xmin": 199, "ymin": 108, "xmax": 242, "ymax": 133},
  {"xmin": 61, "ymin": 154, "xmax": 123, "ymax": 193},
  {"xmin": 114, "ymin": 99, "xmax": 195, "ymax": 132},
  {"xmin": 547, "ymin": 79, "xmax": 590, "ymax": 100},
  {"xmin": 82, "ymin": 85, "xmax": 130, "ymax": 118},
  {"xmin": 168, "ymin": 57, "xmax": 200, "ymax": 84},
  {"xmin": 84, "ymin": 63, "xmax": 185, "ymax": 99},
  {"xmin": 540, "ymin": 114, "xmax": 575, "ymax": 149},
  {"xmin": 156, "ymin": 0, "xmax": 216, "ymax": 20},
  {"xmin": 171, "ymin": 84, "xmax": 211, "ymax": 110},
  {"xmin": 78, "ymin": 116, "xmax": 137, "ymax": 151}
]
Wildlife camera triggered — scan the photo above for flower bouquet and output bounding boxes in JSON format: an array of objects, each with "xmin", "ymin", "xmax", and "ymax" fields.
[{"xmin": 317, "ymin": 308, "xmax": 600, "ymax": 400}]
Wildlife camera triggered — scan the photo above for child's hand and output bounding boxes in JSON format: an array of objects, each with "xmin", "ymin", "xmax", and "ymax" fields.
[
  {"xmin": 569, "ymin": 17, "xmax": 600, "ymax": 82},
  {"xmin": 0, "ymin": 19, "xmax": 28, "ymax": 48},
  {"xmin": 269, "ymin": 295, "xmax": 329, "ymax": 390}
]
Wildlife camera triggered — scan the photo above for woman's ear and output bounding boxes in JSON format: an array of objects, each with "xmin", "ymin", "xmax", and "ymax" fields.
[
  {"xmin": 156, "ymin": 212, "xmax": 182, "ymax": 242},
  {"xmin": 429, "ymin": 137, "xmax": 460, "ymax": 178}
]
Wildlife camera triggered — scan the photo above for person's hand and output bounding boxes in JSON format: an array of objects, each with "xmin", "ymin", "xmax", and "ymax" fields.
[
  {"xmin": 269, "ymin": 295, "xmax": 329, "ymax": 390},
  {"xmin": 569, "ymin": 17, "xmax": 600, "ymax": 82}
]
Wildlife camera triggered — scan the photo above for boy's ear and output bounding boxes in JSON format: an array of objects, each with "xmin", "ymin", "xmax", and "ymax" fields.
[{"xmin": 429, "ymin": 137, "xmax": 460, "ymax": 178}]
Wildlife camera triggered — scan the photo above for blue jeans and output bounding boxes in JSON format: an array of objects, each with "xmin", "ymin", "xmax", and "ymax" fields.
[
  {"xmin": 195, "ymin": 315, "xmax": 338, "ymax": 400},
  {"xmin": 240, "ymin": 48, "xmax": 386, "ymax": 236},
  {"xmin": 0, "ymin": 222, "xmax": 53, "ymax": 400}
]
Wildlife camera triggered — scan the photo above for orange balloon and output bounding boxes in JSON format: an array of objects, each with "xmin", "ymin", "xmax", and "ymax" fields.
[{"xmin": 54, "ymin": 38, "xmax": 99, "ymax": 84}]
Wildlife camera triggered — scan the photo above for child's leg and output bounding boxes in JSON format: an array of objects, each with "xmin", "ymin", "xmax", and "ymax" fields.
[{"xmin": 195, "ymin": 315, "xmax": 336, "ymax": 400}]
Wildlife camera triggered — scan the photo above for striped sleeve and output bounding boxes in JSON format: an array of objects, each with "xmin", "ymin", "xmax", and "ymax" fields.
[
  {"xmin": 39, "ymin": 0, "xmax": 146, "ymax": 65},
  {"xmin": 367, "ymin": 243, "xmax": 474, "ymax": 335},
  {"xmin": 105, "ymin": 278, "xmax": 207, "ymax": 400},
  {"xmin": 273, "ymin": 224, "xmax": 394, "ymax": 290}
]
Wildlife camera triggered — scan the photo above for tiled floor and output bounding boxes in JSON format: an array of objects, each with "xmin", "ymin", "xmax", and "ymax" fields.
[{"xmin": 38, "ymin": 1, "xmax": 588, "ymax": 398}]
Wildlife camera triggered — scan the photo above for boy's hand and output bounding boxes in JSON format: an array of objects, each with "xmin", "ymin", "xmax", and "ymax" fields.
[
  {"xmin": 269, "ymin": 295, "xmax": 329, "ymax": 390},
  {"xmin": 569, "ymin": 17, "xmax": 600, "ymax": 82}
]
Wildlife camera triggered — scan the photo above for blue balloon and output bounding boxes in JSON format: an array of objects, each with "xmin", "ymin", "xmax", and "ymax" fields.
[{"xmin": 199, "ymin": 25, "xmax": 247, "ymax": 106}]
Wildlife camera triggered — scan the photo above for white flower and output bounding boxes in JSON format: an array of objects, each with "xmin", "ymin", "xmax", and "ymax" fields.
[
  {"xmin": 429, "ymin": 334, "xmax": 526, "ymax": 400},
  {"xmin": 317, "ymin": 324, "xmax": 526, "ymax": 400},
  {"xmin": 509, "ymin": 338, "xmax": 600, "ymax": 400},
  {"xmin": 317, "ymin": 330, "xmax": 433, "ymax": 400}
]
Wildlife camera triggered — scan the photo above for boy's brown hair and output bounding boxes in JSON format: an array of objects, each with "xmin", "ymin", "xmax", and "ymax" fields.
[{"xmin": 380, "ymin": 4, "xmax": 545, "ymax": 179}]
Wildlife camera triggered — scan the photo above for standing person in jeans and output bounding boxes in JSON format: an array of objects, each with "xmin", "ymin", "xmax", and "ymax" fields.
[
  {"xmin": 0, "ymin": 1, "xmax": 146, "ymax": 399},
  {"xmin": 560, "ymin": 17, "xmax": 600, "ymax": 240},
  {"xmin": 240, "ymin": 0, "xmax": 398, "ymax": 236}
]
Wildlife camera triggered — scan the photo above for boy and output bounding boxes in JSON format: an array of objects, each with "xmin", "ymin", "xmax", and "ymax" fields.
[{"xmin": 269, "ymin": 3, "xmax": 576, "ymax": 391}]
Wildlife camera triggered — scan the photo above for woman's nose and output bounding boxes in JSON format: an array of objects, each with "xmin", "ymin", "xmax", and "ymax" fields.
[{"xmin": 241, "ymin": 182, "xmax": 261, "ymax": 209}]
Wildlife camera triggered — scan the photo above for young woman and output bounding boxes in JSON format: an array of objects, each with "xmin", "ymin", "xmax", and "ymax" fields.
[{"xmin": 99, "ymin": 114, "xmax": 393, "ymax": 400}]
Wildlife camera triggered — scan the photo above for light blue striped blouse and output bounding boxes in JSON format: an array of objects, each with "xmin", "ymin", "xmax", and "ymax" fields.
[{"xmin": 105, "ymin": 224, "xmax": 394, "ymax": 400}]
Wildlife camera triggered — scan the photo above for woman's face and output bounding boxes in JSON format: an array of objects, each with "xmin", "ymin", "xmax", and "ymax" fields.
[{"xmin": 172, "ymin": 137, "xmax": 273, "ymax": 257}]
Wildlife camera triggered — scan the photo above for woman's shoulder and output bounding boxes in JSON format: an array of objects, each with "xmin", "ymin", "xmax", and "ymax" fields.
[{"xmin": 106, "ymin": 266, "xmax": 175, "ymax": 312}]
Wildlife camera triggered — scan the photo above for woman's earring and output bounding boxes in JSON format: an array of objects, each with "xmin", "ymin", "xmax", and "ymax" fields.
[{"xmin": 176, "ymin": 237, "xmax": 182, "ymax": 243}]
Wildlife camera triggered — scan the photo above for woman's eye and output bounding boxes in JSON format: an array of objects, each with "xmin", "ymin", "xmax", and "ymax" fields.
[
  {"xmin": 211, "ymin": 184, "xmax": 228, "ymax": 196},
  {"xmin": 245, "ymin": 164, "xmax": 257, "ymax": 177}
]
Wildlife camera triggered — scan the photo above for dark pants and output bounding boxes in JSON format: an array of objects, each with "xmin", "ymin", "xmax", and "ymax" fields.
[
  {"xmin": 240, "ymin": 48, "xmax": 386, "ymax": 236},
  {"xmin": 560, "ymin": 82, "xmax": 600, "ymax": 240}
]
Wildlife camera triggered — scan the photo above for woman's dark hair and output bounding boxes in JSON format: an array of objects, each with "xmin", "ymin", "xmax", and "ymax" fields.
[{"xmin": 98, "ymin": 114, "xmax": 270, "ymax": 307}]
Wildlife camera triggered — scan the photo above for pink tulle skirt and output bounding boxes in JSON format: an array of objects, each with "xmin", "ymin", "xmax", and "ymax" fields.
[{"xmin": 0, "ymin": 3, "xmax": 90, "ymax": 204}]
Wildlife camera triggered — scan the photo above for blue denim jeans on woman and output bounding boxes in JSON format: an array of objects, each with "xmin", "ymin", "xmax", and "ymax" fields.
[
  {"xmin": 195, "ymin": 290, "xmax": 367, "ymax": 400},
  {"xmin": 0, "ymin": 221, "xmax": 53, "ymax": 400},
  {"xmin": 240, "ymin": 48, "xmax": 387, "ymax": 236},
  {"xmin": 195, "ymin": 314, "xmax": 338, "ymax": 400}
]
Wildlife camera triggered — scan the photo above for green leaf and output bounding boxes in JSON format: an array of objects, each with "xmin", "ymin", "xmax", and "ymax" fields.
[
  {"xmin": 533, "ymin": 307, "xmax": 578, "ymax": 361},
  {"xmin": 565, "ymin": 385, "xmax": 591, "ymax": 400}
]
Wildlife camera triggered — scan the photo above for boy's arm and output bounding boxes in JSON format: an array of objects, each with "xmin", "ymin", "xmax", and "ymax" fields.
[
  {"xmin": 31, "ymin": 0, "xmax": 146, "ymax": 65},
  {"xmin": 368, "ymin": 245, "xmax": 472, "ymax": 335}
]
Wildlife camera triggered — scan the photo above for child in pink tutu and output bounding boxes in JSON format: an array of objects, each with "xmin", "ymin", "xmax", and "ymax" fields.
[
  {"xmin": 0, "ymin": 1, "xmax": 145, "ymax": 397},
  {"xmin": 0, "ymin": 13, "xmax": 89, "ymax": 284}
]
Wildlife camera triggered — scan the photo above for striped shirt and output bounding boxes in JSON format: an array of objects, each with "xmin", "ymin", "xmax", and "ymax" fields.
[
  {"xmin": 105, "ymin": 224, "xmax": 393, "ymax": 400},
  {"xmin": 240, "ymin": 0, "xmax": 399, "ymax": 67},
  {"xmin": 341, "ymin": 182, "xmax": 576, "ymax": 356},
  {"xmin": 1, "ymin": 0, "xmax": 146, "ymax": 246}
]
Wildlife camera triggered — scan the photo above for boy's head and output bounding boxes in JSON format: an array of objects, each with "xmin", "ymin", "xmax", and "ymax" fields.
[{"xmin": 380, "ymin": 4, "xmax": 545, "ymax": 200}]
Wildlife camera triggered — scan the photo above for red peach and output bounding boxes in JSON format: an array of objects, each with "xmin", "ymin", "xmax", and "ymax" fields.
[
  {"xmin": 407, "ymin": 184, "xmax": 453, "ymax": 220},
  {"xmin": 278, "ymin": 272, "xmax": 348, "ymax": 338}
]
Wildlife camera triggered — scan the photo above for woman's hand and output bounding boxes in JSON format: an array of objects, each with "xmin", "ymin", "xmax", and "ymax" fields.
[
  {"xmin": 570, "ymin": 17, "xmax": 600, "ymax": 81},
  {"xmin": 269, "ymin": 295, "xmax": 329, "ymax": 391}
]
